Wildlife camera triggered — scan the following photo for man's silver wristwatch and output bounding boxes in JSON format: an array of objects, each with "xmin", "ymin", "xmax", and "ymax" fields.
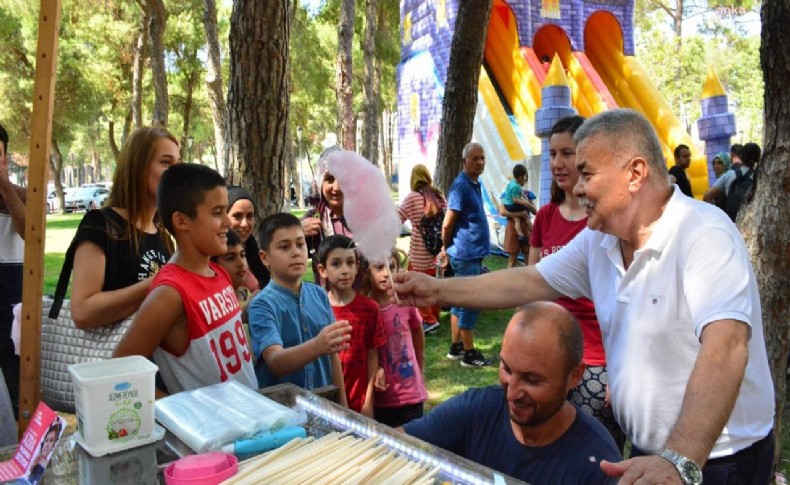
[{"xmin": 660, "ymin": 448, "xmax": 703, "ymax": 485}]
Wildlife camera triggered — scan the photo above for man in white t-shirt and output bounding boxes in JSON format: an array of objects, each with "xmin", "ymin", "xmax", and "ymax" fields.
[
  {"xmin": 0, "ymin": 124, "xmax": 26, "ymax": 421},
  {"xmin": 392, "ymin": 109, "xmax": 774, "ymax": 485}
]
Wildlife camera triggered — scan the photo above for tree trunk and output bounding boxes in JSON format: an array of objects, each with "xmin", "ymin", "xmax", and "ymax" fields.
[
  {"xmin": 360, "ymin": 0, "xmax": 379, "ymax": 163},
  {"xmin": 226, "ymin": 0, "xmax": 290, "ymax": 218},
  {"xmin": 182, "ymin": 56, "xmax": 198, "ymax": 161},
  {"xmin": 109, "ymin": 119, "xmax": 120, "ymax": 161},
  {"xmin": 434, "ymin": 0, "xmax": 493, "ymax": 194},
  {"xmin": 203, "ymin": 0, "xmax": 229, "ymax": 174},
  {"xmin": 92, "ymin": 150, "xmax": 101, "ymax": 183},
  {"xmin": 147, "ymin": 0, "xmax": 168, "ymax": 126},
  {"xmin": 131, "ymin": 10, "xmax": 149, "ymax": 129},
  {"xmin": 742, "ymin": 1, "xmax": 790, "ymax": 473},
  {"xmin": 122, "ymin": 109, "xmax": 132, "ymax": 147},
  {"xmin": 381, "ymin": 110, "xmax": 393, "ymax": 187},
  {"xmin": 49, "ymin": 138, "xmax": 65, "ymax": 214},
  {"xmin": 336, "ymin": 0, "xmax": 355, "ymax": 149}
]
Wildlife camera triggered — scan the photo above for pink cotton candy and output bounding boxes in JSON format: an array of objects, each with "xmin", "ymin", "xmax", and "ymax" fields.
[{"xmin": 326, "ymin": 150, "xmax": 401, "ymax": 264}]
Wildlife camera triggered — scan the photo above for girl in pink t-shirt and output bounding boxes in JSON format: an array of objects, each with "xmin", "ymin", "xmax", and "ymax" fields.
[{"xmin": 366, "ymin": 250, "xmax": 428, "ymax": 427}]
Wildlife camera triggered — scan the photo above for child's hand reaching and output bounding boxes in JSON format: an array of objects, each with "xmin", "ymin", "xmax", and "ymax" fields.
[
  {"xmin": 316, "ymin": 320, "xmax": 352, "ymax": 355},
  {"xmin": 374, "ymin": 367, "xmax": 388, "ymax": 392}
]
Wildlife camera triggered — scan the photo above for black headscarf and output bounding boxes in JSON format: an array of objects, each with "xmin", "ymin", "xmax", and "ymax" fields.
[{"xmin": 227, "ymin": 185, "xmax": 270, "ymax": 289}]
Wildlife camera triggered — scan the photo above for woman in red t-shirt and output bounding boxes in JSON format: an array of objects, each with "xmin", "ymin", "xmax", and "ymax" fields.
[{"xmin": 528, "ymin": 116, "xmax": 625, "ymax": 450}]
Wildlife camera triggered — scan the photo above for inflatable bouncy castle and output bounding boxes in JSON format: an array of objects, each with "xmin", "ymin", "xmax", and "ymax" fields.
[{"xmin": 396, "ymin": 0, "xmax": 729, "ymax": 247}]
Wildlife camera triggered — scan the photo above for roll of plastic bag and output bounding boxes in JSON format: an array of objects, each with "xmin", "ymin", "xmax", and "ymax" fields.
[{"xmin": 155, "ymin": 381, "xmax": 305, "ymax": 453}]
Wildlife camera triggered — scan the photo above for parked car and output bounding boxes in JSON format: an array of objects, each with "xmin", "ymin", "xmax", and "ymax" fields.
[
  {"xmin": 46, "ymin": 190, "xmax": 60, "ymax": 214},
  {"xmin": 290, "ymin": 180, "xmax": 314, "ymax": 207},
  {"xmin": 64, "ymin": 186, "xmax": 110, "ymax": 212}
]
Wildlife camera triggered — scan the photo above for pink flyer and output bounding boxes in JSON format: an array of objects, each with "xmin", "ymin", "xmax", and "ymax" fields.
[{"xmin": 0, "ymin": 402, "xmax": 65, "ymax": 485}]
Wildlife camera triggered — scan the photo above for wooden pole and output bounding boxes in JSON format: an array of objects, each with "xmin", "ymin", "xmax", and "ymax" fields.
[{"xmin": 18, "ymin": 0, "xmax": 61, "ymax": 436}]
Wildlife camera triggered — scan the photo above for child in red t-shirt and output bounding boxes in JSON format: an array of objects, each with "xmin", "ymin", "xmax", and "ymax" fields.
[{"xmin": 317, "ymin": 235, "xmax": 385, "ymax": 416}]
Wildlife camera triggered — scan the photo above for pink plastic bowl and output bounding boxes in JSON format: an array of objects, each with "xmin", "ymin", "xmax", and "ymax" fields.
[{"xmin": 164, "ymin": 451, "xmax": 238, "ymax": 485}]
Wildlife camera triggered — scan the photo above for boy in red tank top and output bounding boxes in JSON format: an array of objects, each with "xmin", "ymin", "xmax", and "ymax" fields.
[{"xmin": 114, "ymin": 164, "xmax": 256, "ymax": 395}]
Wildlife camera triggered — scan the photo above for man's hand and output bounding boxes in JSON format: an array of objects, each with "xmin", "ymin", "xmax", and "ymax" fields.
[
  {"xmin": 0, "ymin": 156, "xmax": 9, "ymax": 185},
  {"xmin": 437, "ymin": 249, "xmax": 449, "ymax": 269},
  {"xmin": 301, "ymin": 217, "xmax": 322, "ymax": 237},
  {"xmin": 389, "ymin": 271, "xmax": 439, "ymax": 308},
  {"xmin": 315, "ymin": 320, "xmax": 352, "ymax": 354},
  {"xmin": 600, "ymin": 456, "xmax": 682, "ymax": 485}
]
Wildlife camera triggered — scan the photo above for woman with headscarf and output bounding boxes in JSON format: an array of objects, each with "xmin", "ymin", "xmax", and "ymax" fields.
[
  {"xmin": 301, "ymin": 146, "xmax": 355, "ymax": 286},
  {"xmin": 397, "ymin": 164, "xmax": 447, "ymax": 332},
  {"xmin": 707, "ymin": 152, "xmax": 732, "ymax": 209},
  {"xmin": 712, "ymin": 151, "xmax": 732, "ymax": 179},
  {"xmin": 227, "ymin": 186, "xmax": 270, "ymax": 291}
]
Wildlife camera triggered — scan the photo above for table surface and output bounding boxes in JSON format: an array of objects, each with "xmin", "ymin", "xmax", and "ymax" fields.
[{"xmin": 1, "ymin": 384, "xmax": 524, "ymax": 485}]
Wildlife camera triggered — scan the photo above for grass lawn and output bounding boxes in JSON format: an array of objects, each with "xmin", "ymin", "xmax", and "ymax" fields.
[
  {"xmin": 43, "ymin": 213, "xmax": 82, "ymax": 296},
  {"xmin": 42, "ymin": 213, "xmax": 790, "ymax": 475}
]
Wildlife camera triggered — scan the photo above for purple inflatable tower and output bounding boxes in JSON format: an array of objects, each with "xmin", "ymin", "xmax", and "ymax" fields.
[{"xmin": 696, "ymin": 68, "xmax": 737, "ymax": 185}]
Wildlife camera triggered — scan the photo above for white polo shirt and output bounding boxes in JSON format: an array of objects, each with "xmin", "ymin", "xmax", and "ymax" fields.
[{"xmin": 536, "ymin": 187, "xmax": 774, "ymax": 458}]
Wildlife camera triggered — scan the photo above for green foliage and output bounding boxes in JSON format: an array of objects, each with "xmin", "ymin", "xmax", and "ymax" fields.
[
  {"xmin": 290, "ymin": 0, "xmax": 400, "ymax": 158},
  {"xmin": 1, "ymin": 0, "xmax": 399, "ymax": 180},
  {"xmin": 634, "ymin": 0, "xmax": 763, "ymax": 140}
]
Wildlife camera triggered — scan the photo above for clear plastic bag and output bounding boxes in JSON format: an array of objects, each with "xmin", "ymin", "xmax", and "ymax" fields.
[{"xmin": 155, "ymin": 381, "xmax": 306, "ymax": 453}]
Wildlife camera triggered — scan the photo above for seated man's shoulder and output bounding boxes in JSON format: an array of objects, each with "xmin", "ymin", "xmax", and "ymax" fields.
[
  {"xmin": 557, "ymin": 407, "xmax": 622, "ymax": 473},
  {"xmin": 521, "ymin": 408, "xmax": 620, "ymax": 485}
]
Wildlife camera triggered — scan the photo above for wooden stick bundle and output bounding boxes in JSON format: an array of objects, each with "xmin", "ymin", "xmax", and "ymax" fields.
[{"xmin": 221, "ymin": 431, "xmax": 440, "ymax": 485}]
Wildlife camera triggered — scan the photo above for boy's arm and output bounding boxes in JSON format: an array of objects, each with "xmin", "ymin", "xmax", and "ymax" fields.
[
  {"xmin": 261, "ymin": 320, "xmax": 352, "ymax": 377},
  {"xmin": 361, "ymin": 350, "xmax": 378, "ymax": 418},
  {"xmin": 331, "ymin": 353, "xmax": 348, "ymax": 408},
  {"xmin": 512, "ymin": 195, "xmax": 537, "ymax": 214},
  {"xmin": 113, "ymin": 285, "xmax": 185, "ymax": 358}
]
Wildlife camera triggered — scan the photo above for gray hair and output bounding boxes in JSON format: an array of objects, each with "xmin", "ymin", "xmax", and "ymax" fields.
[
  {"xmin": 573, "ymin": 109, "xmax": 667, "ymax": 179},
  {"xmin": 462, "ymin": 142, "xmax": 483, "ymax": 160}
]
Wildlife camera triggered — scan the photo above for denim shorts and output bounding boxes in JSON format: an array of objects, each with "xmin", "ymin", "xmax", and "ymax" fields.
[{"xmin": 449, "ymin": 257, "xmax": 482, "ymax": 330}]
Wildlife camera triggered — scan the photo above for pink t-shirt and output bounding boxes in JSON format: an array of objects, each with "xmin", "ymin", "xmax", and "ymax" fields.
[
  {"xmin": 530, "ymin": 203, "xmax": 606, "ymax": 366},
  {"xmin": 374, "ymin": 304, "xmax": 428, "ymax": 408}
]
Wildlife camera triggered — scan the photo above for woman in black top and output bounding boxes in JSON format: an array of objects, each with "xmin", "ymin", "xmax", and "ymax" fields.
[
  {"xmin": 69, "ymin": 127, "xmax": 178, "ymax": 329},
  {"xmin": 226, "ymin": 186, "xmax": 270, "ymax": 290}
]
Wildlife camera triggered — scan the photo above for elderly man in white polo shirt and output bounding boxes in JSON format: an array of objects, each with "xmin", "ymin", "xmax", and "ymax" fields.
[{"xmin": 391, "ymin": 109, "xmax": 774, "ymax": 485}]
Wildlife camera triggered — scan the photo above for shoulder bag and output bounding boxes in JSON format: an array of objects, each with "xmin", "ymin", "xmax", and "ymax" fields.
[{"xmin": 40, "ymin": 212, "xmax": 134, "ymax": 413}]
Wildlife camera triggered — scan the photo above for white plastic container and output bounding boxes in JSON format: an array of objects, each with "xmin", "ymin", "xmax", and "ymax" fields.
[
  {"xmin": 78, "ymin": 439, "xmax": 159, "ymax": 485},
  {"xmin": 69, "ymin": 356, "xmax": 163, "ymax": 457}
]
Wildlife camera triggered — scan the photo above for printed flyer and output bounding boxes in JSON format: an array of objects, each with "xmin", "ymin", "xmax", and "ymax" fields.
[{"xmin": 0, "ymin": 402, "xmax": 65, "ymax": 485}]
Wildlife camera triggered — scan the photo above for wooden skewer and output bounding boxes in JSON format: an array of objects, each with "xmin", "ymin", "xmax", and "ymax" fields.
[{"xmin": 223, "ymin": 431, "xmax": 438, "ymax": 485}]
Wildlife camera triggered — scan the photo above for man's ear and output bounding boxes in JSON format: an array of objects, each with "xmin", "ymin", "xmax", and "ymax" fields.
[
  {"xmin": 259, "ymin": 249, "xmax": 269, "ymax": 268},
  {"xmin": 567, "ymin": 361, "xmax": 585, "ymax": 390},
  {"xmin": 627, "ymin": 157, "xmax": 649, "ymax": 192},
  {"xmin": 171, "ymin": 211, "xmax": 191, "ymax": 232}
]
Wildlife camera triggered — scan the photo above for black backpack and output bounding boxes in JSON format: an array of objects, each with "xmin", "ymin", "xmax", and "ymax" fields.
[
  {"xmin": 724, "ymin": 166, "xmax": 754, "ymax": 222},
  {"xmin": 418, "ymin": 211, "xmax": 444, "ymax": 255},
  {"xmin": 417, "ymin": 192, "xmax": 444, "ymax": 256}
]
